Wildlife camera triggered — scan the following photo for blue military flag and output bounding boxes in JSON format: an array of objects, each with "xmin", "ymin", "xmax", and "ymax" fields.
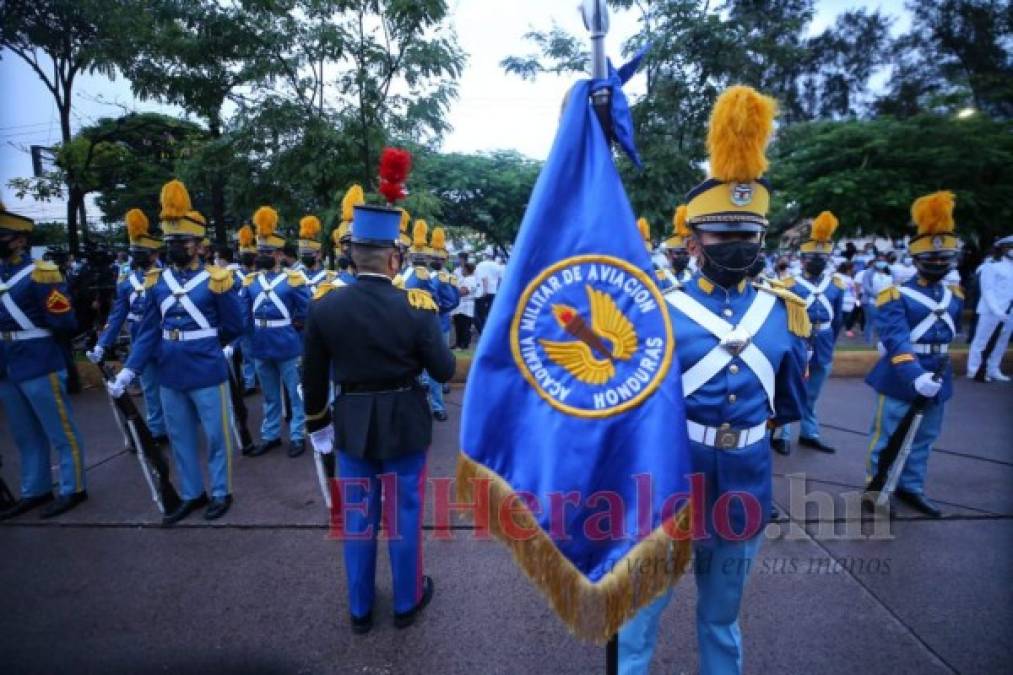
[{"xmin": 457, "ymin": 76, "xmax": 693, "ymax": 643}]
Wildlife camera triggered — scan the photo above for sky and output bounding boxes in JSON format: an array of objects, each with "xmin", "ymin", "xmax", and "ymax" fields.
[{"xmin": 0, "ymin": 0, "xmax": 908, "ymax": 223}]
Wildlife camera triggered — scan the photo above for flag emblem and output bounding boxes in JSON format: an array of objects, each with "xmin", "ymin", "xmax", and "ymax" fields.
[{"xmin": 511, "ymin": 255, "xmax": 673, "ymax": 418}]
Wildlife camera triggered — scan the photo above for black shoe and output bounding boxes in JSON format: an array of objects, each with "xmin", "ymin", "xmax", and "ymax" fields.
[
  {"xmin": 798, "ymin": 436, "xmax": 836, "ymax": 453},
  {"xmin": 394, "ymin": 576, "xmax": 434, "ymax": 629},
  {"xmin": 40, "ymin": 491, "xmax": 88, "ymax": 519},
  {"xmin": 351, "ymin": 611, "xmax": 374, "ymax": 635},
  {"xmin": 249, "ymin": 438, "xmax": 281, "ymax": 457},
  {"xmin": 288, "ymin": 439, "xmax": 306, "ymax": 458},
  {"xmin": 162, "ymin": 493, "xmax": 208, "ymax": 527},
  {"xmin": 0, "ymin": 493, "xmax": 54, "ymax": 520},
  {"xmin": 771, "ymin": 438, "xmax": 791, "ymax": 456},
  {"xmin": 895, "ymin": 490, "xmax": 942, "ymax": 518},
  {"xmin": 433, "ymin": 411, "xmax": 448, "ymax": 422},
  {"xmin": 205, "ymin": 495, "xmax": 233, "ymax": 520}
]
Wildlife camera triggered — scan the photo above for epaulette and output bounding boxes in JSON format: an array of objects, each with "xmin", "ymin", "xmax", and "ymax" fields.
[
  {"xmin": 30, "ymin": 259, "xmax": 63, "ymax": 284},
  {"xmin": 437, "ymin": 270, "xmax": 449, "ymax": 284},
  {"xmin": 286, "ymin": 269, "xmax": 306, "ymax": 287},
  {"xmin": 243, "ymin": 272, "xmax": 257, "ymax": 287},
  {"xmin": 833, "ymin": 275, "xmax": 847, "ymax": 290},
  {"xmin": 414, "ymin": 265, "xmax": 430, "ymax": 282},
  {"xmin": 144, "ymin": 268, "xmax": 163, "ymax": 289},
  {"xmin": 392, "ymin": 274, "xmax": 405, "ymax": 289},
  {"xmin": 312, "ymin": 282, "xmax": 341, "ymax": 301},
  {"xmin": 948, "ymin": 284, "xmax": 964, "ymax": 300},
  {"xmin": 875, "ymin": 286, "xmax": 900, "ymax": 307},
  {"xmin": 654, "ymin": 268, "xmax": 667, "ymax": 281},
  {"xmin": 450, "ymin": 274, "xmax": 459, "ymax": 288},
  {"xmin": 754, "ymin": 282, "xmax": 811, "ymax": 338},
  {"xmin": 206, "ymin": 264, "xmax": 234, "ymax": 294},
  {"xmin": 780, "ymin": 276, "xmax": 796, "ymax": 289},
  {"xmin": 763, "ymin": 276, "xmax": 787, "ymax": 289},
  {"xmin": 405, "ymin": 288, "xmax": 438, "ymax": 312}
]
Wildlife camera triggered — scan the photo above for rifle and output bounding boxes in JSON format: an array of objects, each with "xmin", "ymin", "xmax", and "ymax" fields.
[
  {"xmin": 100, "ymin": 363, "xmax": 181, "ymax": 515},
  {"xmin": 867, "ymin": 357, "xmax": 949, "ymax": 507},
  {"xmin": 0, "ymin": 454, "xmax": 15, "ymax": 509},
  {"xmin": 226, "ymin": 346, "xmax": 256, "ymax": 455},
  {"xmin": 973, "ymin": 300, "xmax": 1013, "ymax": 382}
]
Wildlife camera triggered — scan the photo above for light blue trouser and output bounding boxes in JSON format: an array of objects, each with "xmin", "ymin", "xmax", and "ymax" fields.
[
  {"xmin": 255, "ymin": 356, "xmax": 305, "ymax": 443},
  {"xmin": 777, "ymin": 360, "xmax": 831, "ymax": 441},
  {"xmin": 159, "ymin": 383, "xmax": 235, "ymax": 500},
  {"xmin": 424, "ymin": 371, "xmax": 445, "ymax": 414},
  {"xmin": 337, "ymin": 450, "xmax": 427, "ymax": 617},
  {"xmin": 0, "ymin": 370, "xmax": 85, "ymax": 498},
  {"xmin": 863, "ymin": 303, "xmax": 877, "ymax": 344},
  {"xmin": 619, "ymin": 536, "xmax": 763, "ymax": 675},
  {"xmin": 240, "ymin": 336, "xmax": 256, "ymax": 389},
  {"xmin": 865, "ymin": 394, "xmax": 945, "ymax": 495},
  {"xmin": 139, "ymin": 361, "xmax": 165, "ymax": 437}
]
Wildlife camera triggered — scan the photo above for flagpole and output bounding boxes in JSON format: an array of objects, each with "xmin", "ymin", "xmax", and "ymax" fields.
[{"xmin": 580, "ymin": 2, "xmax": 620, "ymax": 672}]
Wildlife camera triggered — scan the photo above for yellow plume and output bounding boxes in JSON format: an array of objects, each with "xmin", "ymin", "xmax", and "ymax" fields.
[
  {"xmin": 810, "ymin": 211, "xmax": 839, "ymax": 242},
  {"xmin": 636, "ymin": 217, "xmax": 650, "ymax": 243},
  {"xmin": 186, "ymin": 210, "xmax": 206, "ymax": 226},
  {"xmin": 911, "ymin": 191, "xmax": 955, "ymax": 235},
  {"xmin": 299, "ymin": 215, "xmax": 321, "ymax": 240},
  {"xmin": 399, "ymin": 208, "xmax": 411, "ymax": 233},
  {"xmin": 673, "ymin": 205, "xmax": 690, "ymax": 238},
  {"xmin": 237, "ymin": 225, "xmax": 254, "ymax": 247},
  {"xmin": 341, "ymin": 184, "xmax": 365, "ymax": 223},
  {"xmin": 254, "ymin": 206, "xmax": 279, "ymax": 238},
  {"xmin": 707, "ymin": 85, "xmax": 777, "ymax": 183},
  {"xmin": 431, "ymin": 227, "xmax": 446, "ymax": 250},
  {"xmin": 159, "ymin": 179, "xmax": 191, "ymax": 220},
  {"xmin": 413, "ymin": 219, "xmax": 428, "ymax": 248},
  {"xmin": 125, "ymin": 209, "xmax": 149, "ymax": 240}
]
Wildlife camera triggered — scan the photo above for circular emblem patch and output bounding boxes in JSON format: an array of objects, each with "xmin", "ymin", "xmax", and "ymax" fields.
[
  {"xmin": 729, "ymin": 182, "xmax": 754, "ymax": 207},
  {"xmin": 510, "ymin": 255, "xmax": 673, "ymax": 418},
  {"xmin": 932, "ymin": 235, "xmax": 944, "ymax": 250}
]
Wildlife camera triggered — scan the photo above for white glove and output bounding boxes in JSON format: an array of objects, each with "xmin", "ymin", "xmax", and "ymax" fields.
[
  {"xmin": 86, "ymin": 345, "xmax": 105, "ymax": 364},
  {"xmin": 297, "ymin": 383, "xmax": 304, "ymax": 401},
  {"xmin": 222, "ymin": 345, "xmax": 234, "ymax": 360},
  {"xmin": 310, "ymin": 426, "xmax": 334, "ymax": 455},
  {"xmin": 876, "ymin": 342, "xmax": 887, "ymax": 358},
  {"xmin": 106, "ymin": 368, "xmax": 136, "ymax": 398},
  {"xmin": 913, "ymin": 372, "xmax": 942, "ymax": 398}
]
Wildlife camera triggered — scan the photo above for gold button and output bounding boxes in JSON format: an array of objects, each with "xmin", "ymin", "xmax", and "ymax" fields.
[
  {"xmin": 723, "ymin": 308, "xmax": 733, "ymax": 317},
  {"xmin": 719, "ymin": 423, "xmax": 731, "ymax": 430},
  {"xmin": 728, "ymin": 394, "xmax": 737, "ymax": 403},
  {"xmin": 729, "ymin": 364, "xmax": 739, "ymax": 374}
]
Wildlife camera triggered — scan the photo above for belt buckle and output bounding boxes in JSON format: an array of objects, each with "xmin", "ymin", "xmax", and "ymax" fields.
[
  {"xmin": 257, "ymin": 319, "xmax": 268, "ymax": 328},
  {"xmin": 933, "ymin": 308, "xmax": 946, "ymax": 317},
  {"xmin": 169, "ymin": 328, "xmax": 181, "ymax": 341},
  {"xmin": 715, "ymin": 424, "xmax": 740, "ymax": 450},
  {"xmin": 0, "ymin": 331, "xmax": 12, "ymax": 341}
]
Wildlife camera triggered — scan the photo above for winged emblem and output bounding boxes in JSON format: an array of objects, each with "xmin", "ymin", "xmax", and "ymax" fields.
[{"xmin": 540, "ymin": 285, "xmax": 638, "ymax": 385}]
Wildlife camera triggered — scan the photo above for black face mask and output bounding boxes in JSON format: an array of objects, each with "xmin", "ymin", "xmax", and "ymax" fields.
[
  {"xmin": 670, "ymin": 253, "xmax": 689, "ymax": 274},
  {"xmin": 746, "ymin": 256, "xmax": 766, "ymax": 278},
  {"xmin": 430, "ymin": 261, "xmax": 443, "ymax": 271},
  {"xmin": 130, "ymin": 251, "xmax": 152, "ymax": 270},
  {"xmin": 337, "ymin": 255, "xmax": 351, "ymax": 270},
  {"xmin": 915, "ymin": 259, "xmax": 951, "ymax": 283},
  {"xmin": 804, "ymin": 257, "xmax": 828, "ymax": 277},
  {"xmin": 701, "ymin": 241, "xmax": 761, "ymax": 288},
  {"xmin": 300, "ymin": 254, "xmax": 317, "ymax": 268},
  {"xmin": 240, "ymin": 253, "xmax": 256, "ymax": 268},
  {"xmin": 255, "ymin": 254, "xmax": 275, "ymax": 270},
  {"xmin": 167, "ymin": 242, "xmax": 193, "ymax": 267},
  {"xmin": 0, "ymin": 240, "xmax": 13, "ymax": 260}
]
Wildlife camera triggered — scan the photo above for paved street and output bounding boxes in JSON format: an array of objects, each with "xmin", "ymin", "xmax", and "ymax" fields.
[{"xmin": 1, "ymin": 377, "xmax": 1011, "ymax": 674}]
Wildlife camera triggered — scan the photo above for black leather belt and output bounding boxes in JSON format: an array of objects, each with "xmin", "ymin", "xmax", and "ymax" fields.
[{"xmin": 341, "ymin": 379, "xmax": 417, "ymax": 394}]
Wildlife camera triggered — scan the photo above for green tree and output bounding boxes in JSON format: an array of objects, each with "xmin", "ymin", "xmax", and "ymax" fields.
[
  {"xmin": 1, "ymin": 0, "xmax": 130, "ymax": 252},
  {"xmin": 767, "ymin": 114, "xmax": 1013, "ymax": 250}
]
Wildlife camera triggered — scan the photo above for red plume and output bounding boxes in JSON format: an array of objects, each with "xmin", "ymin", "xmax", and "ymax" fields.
[{"xmin": 378, "ymin": 147, "xmax": 412, "ymax": 205}]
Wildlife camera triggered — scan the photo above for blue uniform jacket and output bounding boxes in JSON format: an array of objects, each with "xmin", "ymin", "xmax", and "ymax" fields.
[
  {"xmin": 337, "ymin": 270, "xmax": 356, "ymax": 285},
  {"xmin": 0, "ymin": 257, "xmax": 78, "ymax": 382},
  {"xmin": 866, "ymin": 277, "xmax": 963, "ymax": 403},
  {"xmin": 674, "ymin": 275, "xmax": 809, "ymax": 430},
  {"xmin": 244, "ymin": 270, "xmax": 309, "ymax": 361},
  {"xmin": 433, "ymin": 269, "xmax": 461, "ymax": 332},
  {"xmin": 782, "ymin": 272, "xmax": 845, "ymax": 367},
  {"xmin": 126, "ymin": 264, "xmax": 245, "ymax": 391},
  {"xmin": 97, "ymin": 269, "xmax": 149, "ymax": 350}
]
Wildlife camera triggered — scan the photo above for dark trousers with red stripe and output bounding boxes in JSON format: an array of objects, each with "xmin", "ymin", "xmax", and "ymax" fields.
[{"xmin": 337, "ymin": 450, "xmax": 427, "ymax": 618}]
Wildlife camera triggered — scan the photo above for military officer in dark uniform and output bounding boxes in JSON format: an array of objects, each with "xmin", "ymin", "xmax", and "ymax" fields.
[{"xmin": 303, "ymin": 202, "xmax": 455, "ymax": 635}]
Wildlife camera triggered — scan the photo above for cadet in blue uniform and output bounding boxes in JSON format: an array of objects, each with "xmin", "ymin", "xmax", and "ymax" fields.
[
  {"xmin": 334, "ymin": 185, "xmax": 364, "ymax": 285},
  {"xmin": 297, "ymin": 214, "xmax": 335, "ymax": 293},
  {"xmin": 232, "ymin": 225, "xmax": 259, "ymax": 393},
  {"xmin": 661, "ymin": 204, "xmax": 695, "ymax": 289},
  {"xmin": 428, "ymin": 227, "xmax": 461, "ymax": 399},
  {"xmin": 107, "ymin": 180, "xmax": 245, "ymax": 525},
  {"xmin": 773, "ymin": 211, "xmax": 846, "ymax": 455},
  {"xmin": 0, "ymin": 201, "xmax": 88, "ymax": 519},
  {"xmin": 864, "ymin": 191, "xmax": 964, "ymax": 518},
  {"xmin": 636, "ymin": 216, "xmax": 676, "ymax": 292},
  {"xmin": 87, "ymin": 208, "xmax": 166, "ymax": 443},
  {"xmin": 620, "ymin": 86, "xmax": 809, "ymax": 675},
  {"xmin": 303, "ymin": 199, "xmax": 456, "ymax": 634},
  {"xmin": 245, "ymin": 206, "xmax": 310, "ymax": 458}
]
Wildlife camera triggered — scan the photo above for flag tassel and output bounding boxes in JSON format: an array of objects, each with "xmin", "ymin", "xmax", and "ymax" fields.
[{"xmin": 456, "ymin": 452, "xmax": 693, "ymax": 644}]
